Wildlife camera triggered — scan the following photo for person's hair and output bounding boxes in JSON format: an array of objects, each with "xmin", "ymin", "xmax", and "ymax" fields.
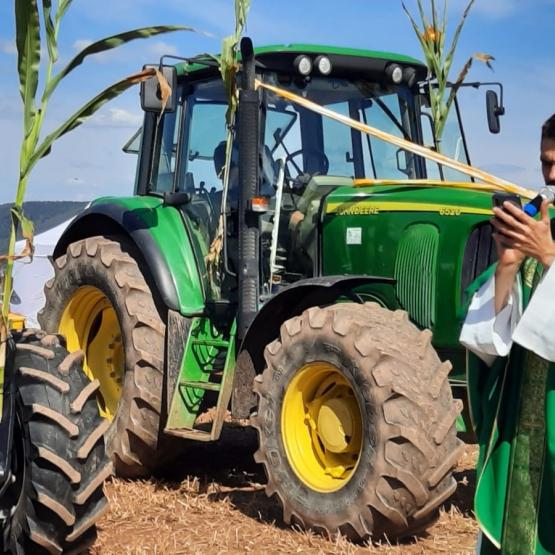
[{"xmin": 542, "ymin": 114, "xmax": 555, "ymax": 142}]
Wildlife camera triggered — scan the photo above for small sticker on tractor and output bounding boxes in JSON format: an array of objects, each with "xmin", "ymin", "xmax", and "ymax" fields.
[{"xmin": 346, "ymin": 228, "xmax": 362, "ymax": 245}]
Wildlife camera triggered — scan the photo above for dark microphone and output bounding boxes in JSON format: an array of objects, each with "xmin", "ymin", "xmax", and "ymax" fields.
[{"xmin": 523, "ymin": 187, "xmax": 555, "ymax": 217}]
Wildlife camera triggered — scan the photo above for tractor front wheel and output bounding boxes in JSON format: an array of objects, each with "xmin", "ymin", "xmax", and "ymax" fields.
[
  {"xmin": 252, "ymin": 303, "xmax": 463, "ymax": 541},
  {"xmin": 39, "ymin": 236, "xmax": 171, "ymax": 478}
]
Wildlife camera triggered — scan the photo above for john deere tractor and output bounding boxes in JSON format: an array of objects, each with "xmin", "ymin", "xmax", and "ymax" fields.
[{"xmin": 39, "ymin": 39, "xmax": 506, "ymax": 540}]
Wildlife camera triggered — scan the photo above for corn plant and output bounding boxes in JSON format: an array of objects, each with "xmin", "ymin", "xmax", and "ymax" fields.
[
  {"xmin": 403, "ymin": 0, "xmax": 493, "ymax": 146},
  {"xmin": 0, "ymin": 0, "xmax": 191, "ymax": 397},
  {"xmin": 205, "ymin": 0, "xmax": 251, "ymax": 291},
  {"xmin": 220, "ymin": 0, "xmax": 251, "ymax": 125}
]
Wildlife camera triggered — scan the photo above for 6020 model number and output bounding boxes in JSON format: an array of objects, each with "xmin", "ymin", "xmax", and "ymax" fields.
[{"xmin": 439, "ymin": 207, "xmax": 462, "ymax": 216}]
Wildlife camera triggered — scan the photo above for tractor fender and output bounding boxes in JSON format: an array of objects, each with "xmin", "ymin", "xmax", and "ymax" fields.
[
  {"xmin": 53, "ymin": 201, "xmax": 205, "ymax": 315},
  {"xmin": 240, "ymin": 275, "xmax": 395, "ymax": 369},
  {"xmin": 232, "ymin": 275, "xmax": 396, "ymax": 418}
]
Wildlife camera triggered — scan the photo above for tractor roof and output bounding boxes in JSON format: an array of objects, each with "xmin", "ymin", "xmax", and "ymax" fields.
[
  {"xmin": 176, "ymin": 44, "xmax": 427, "ymax": 81},
  {"xmin": 253, "ymin": 44, "xmax": 424, "ymax": 66}
]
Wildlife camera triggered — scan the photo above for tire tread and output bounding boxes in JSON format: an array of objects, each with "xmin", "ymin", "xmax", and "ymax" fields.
[
  {"xmin": 252, "ymin": 302, "xmax": 462, "ymax": 541},
  {"xmin": 3, "ymin": 331, "xmax": 110, "ymax": 554}
]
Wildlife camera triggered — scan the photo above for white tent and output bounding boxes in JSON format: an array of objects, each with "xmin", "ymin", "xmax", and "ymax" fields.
[{"xmin": 10, "ymin": 219, "xmax": 74, "ymax": 327}]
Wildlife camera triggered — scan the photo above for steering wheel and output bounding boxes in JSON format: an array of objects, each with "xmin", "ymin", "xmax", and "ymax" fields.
[{"xmin": 284, "ymin": 149, "xmax": 330, "ymax": 185}]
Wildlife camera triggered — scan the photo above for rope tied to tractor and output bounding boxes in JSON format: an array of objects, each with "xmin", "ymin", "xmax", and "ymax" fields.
[{"xmin": 254, "ymin": 79, "xmax": 536, "ymax": 200}]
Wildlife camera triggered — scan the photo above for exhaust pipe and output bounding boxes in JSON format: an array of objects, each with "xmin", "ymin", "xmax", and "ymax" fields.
[{"xmin": 237, "ymin": 37, "xmax": 260, "ymax": 340}]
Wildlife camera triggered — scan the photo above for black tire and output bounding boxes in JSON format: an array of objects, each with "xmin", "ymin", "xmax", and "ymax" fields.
[
  {"xmin": 2, "ymin": 330, "xmax": 111, "ymax": 554},
  {"xmin": 38, "ymin": 236, "xmax": 170, "ymax": 478},
  {"xmin": 252, "ymin": 303, "xmax": 464, "ymax": 541}
]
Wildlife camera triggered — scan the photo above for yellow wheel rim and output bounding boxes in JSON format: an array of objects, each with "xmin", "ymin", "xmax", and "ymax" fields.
[
  {"xmin": 281, "ymin": 362, "xmax": 363, "ymax": 493},
  {"xmin": 59, "ymin": 286, "xmax": 124, "ymax": 420}
]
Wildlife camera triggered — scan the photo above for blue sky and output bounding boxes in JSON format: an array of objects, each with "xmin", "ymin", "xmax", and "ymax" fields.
[{"xmin": 0, "ymin": 0, "xmax": 554, "ymax": 204}]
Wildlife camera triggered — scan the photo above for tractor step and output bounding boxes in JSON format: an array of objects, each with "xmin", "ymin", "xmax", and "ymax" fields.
[
  {"xmin": 191, "ymin": 339, "xmax": 229, "ymax": 348},
  {"xmin": 164, "ymin": 317, "xmax": 236, "ymax": 442},
  {"xmin": 180, "ymin": 380, "xmax": 221, "ymax": 392},
  {"xmin": 164, "ymin": 427, "xmax": 214, "ymax": 442}
]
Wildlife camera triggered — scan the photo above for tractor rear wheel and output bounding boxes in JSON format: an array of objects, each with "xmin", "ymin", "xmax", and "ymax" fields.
[
  {"xmin": 2, "ymin": 330, "xmax": 110, "ymax": 554},
  {"xmin": 39, "ymin": 236, "xmax": 172, "ymax": 478},
  {"xmin": 252, "ymin": 302, "xmax": 463, "ymax": 541}
]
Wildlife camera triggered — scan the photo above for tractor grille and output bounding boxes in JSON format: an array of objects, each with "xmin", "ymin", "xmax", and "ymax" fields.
[
  {"xmin": 461, "ymin": 223, "xmax": 497, "ymax": 301},
  {"xmin": 394, "ymin": 224, "xmax": 439, "ymax": 329}
]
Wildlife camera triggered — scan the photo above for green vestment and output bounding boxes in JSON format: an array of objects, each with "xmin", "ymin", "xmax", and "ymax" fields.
[{"xmin": 466, "ymin": 261, "xmax": 555, "ymax": 555}]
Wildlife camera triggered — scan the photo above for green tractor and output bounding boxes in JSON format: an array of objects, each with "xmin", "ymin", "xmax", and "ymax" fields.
[{"xmin": 39, "ymin": 38, "xmax": 505, "ymax": 540}]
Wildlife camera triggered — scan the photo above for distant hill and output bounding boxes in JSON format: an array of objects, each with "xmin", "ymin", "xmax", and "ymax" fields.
[{"xmin": 0, "ymin": 201, "xmax": 87, "ymax": 254}]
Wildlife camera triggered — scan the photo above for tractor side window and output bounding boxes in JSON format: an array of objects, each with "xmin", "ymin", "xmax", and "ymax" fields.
[
  {"xmin": 322, "ymin": 102, "xmax": 355, "ymax": 177},
  {"xmin": 177, "ymin": 81, "xmax": 228, "ymax": 250},
  {"xmin": 150, "ymin": 107, "xmax": 182, "ymax": 193},
  {"xmin": 420, "ymin": 97, "xmax": 472, "ymax": 182},
  {"xmin": 361, "ymin": 93, "xmax": 416, "ymax": 179},
  {"xmin": 123, "ymin": 128, "xmax": 142, "ymax": 155},
  {"xmin": 183, "ymin": 102, "xmax": 228, "ymax": 197},
  {"xmin": 265, "ymin": 107, "xmax": 301, "ymax": 168}
]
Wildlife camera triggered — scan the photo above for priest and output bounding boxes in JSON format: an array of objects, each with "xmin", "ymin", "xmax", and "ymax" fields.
[{"xmin": 460, "ymin": 114, "xmax": 555, "ymax": 555}]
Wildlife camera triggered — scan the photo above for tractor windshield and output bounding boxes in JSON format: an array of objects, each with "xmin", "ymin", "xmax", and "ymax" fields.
[{"xmin": 261, "ymin": 74, "xmax": 471, "ymax": 183}]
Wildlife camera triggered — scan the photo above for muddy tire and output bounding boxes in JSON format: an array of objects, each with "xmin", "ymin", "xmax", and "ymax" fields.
[
  {"xmin": 38, "ymin": 236, "xmax": 170, "ymax": 478},
  {"xmin": 252, "ymin": 303, "xmax": 463, "ymax": 541},
  {"xmin": 2, "ymin": 330, "xmax": 111, "ymax": 554}
]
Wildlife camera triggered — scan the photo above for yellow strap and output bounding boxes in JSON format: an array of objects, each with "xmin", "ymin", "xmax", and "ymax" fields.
[
  {"xmin": 255, "ymin": 80, "xmax": 535, "ymax": 200},
  {"xmin": 353, "ymin": 178, "xmax": 535, "ymax": 197}
]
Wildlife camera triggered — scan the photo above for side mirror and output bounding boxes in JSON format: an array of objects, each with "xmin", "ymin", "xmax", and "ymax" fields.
[
  {"xmin": 486, "ymin": 90, "xmax": 505, "ymax": 134},
  {"xmin": 140, "ymin": 64, "xmax": 178, "ymax": 113}
]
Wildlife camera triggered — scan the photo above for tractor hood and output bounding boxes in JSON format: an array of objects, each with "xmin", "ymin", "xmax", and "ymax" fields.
[{"xmin": 320, "ymin": 179, "xmax": 499, "ymax": 381}]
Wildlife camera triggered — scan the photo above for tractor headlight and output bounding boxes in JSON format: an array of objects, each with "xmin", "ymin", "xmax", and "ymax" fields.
[
  {"xmin": 294, "ymin": 55, "xmax": 313, "ymax": 76},
  {"xmin": 385, "ymin": 63, "xmax": 403, "ymax": 84},
  {"xmin": 403, "ymin": 67, "xmax": 417, "ymax": 88},
  {"xmin": 315, "ymin": 55, "xmax": 332, "ymax": 75}
]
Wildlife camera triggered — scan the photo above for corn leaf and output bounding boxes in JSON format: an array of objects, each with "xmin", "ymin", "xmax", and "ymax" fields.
[
  {"xmin": 154, "ymin": 68, "xmax": 172, "ymax": 116},
  {"xmin": 234, "ymin": 0, "xmax": 251, "ymax": 34},
  {"xmin": 25, "ymin": 68, "xmax": 157, "ymax": 175},
  {"xmin": 402, "ymin": 5, "xmax": 426, "ymax": 50},
  {"xmin": 220, "ymin": 0, "xmax": 251, "ymax": 125},
  {"xmin": 15, "ymin": 0, "xmax": 41, "ymax": 137},
  {"xmin": 42, "ymin": 0, "xmax": 57, "ymax": 62},
  {"xmin": 44, "ymin": 25, "xmax": 191, "ymax": 101},
  {"xmin": 416, "ymin": 0, "xmax": 430, "ymax": 29},
  {"xmin": 0, "ymin": 327, "xmax": 6, "ymax": 408},
  {"xmin": 10, "ymin": 207, "xmax": 34, "ymax": 261},
  {"xmin": 402, "ymin": 3, "xmax": 435, "ymax": 74},
  {"xmin": 56, "ymin": 0, "xmax": 73, "ymax": 23},
  {"xmin": 431, "ymin": 0, "xmax": 438, "ymax": 31},
  {"xmin": 444, "ymin": 0, "xmax": 475, "ymax": 76},
  {"xmin": 444, "ymin": 52, "xmax": 494, "ymax": 130},
  {"xmin": 220, "ymin": 35, "xmax": 237, "ymax": 125},
  {"xmin": 440, "ymin": 0, "xmax": 448, "ymax": 54}
]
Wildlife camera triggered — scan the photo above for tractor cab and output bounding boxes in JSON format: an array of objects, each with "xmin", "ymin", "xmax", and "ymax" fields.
[{"xmin": 138, "ymin": 45, "xmax": 475, "ymax": 311}]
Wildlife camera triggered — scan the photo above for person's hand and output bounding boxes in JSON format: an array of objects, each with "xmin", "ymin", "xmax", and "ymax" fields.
[
  {"xmin": 491, "ymin": 199, "xmax": 555, "ymax": 268},
  {"xmin": 491, "ymin": 203, "xmax": 526, "ymax": 269},
  {"xmin": 492, "ymin": 228, "xmax": 526, "ymax": 268}
]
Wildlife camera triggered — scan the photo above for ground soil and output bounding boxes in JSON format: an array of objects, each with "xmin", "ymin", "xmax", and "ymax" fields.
[{"xmin": 92, "ymin": 426, "xmax": 479, "ymax": 554}]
